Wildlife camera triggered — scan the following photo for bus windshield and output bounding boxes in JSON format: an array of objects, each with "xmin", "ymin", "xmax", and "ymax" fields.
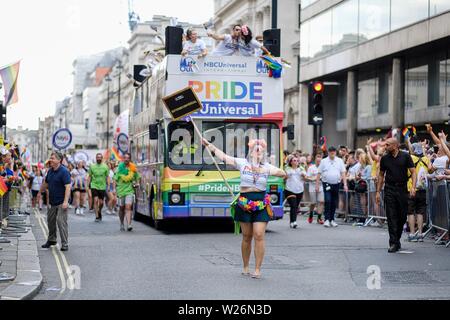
[{"xmin": 167, "ymin": 121, "xmax": 280, "ymax": 171}]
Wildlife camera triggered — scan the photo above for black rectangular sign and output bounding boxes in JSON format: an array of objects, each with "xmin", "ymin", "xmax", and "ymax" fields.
[{"xmin": 162, "ymin": 86, "xmax": 203, "ymax": 120}]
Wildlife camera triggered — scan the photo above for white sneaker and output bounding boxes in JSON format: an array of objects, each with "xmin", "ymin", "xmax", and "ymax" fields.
[
  {"xmin": 324, "ymin": 220, "xmax": 331, "ymax": 228},
  {"xmin": 75, "ymin": 208, "xmax": 80, "ymax": 215},
  {"xmin": 80, "ymin": 207, "xmax": 85, "ymax": 216},
  {"xmin": 290, "ymin": 222, "xmax": 294, "ymax": 228},
  {"xmin": 293, "ymin": 221, "xmax": 298, "ymax": 229},
  {"xmin": 331, "ymin": 220, "xmax": 338, "ymax": 228}
]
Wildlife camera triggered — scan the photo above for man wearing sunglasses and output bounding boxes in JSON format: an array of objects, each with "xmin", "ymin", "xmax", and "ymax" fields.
[
  {"xmin": 376, "ymin": 138, "xmax": 416, "ymax": 253},
  {"xmin": 208, "ymin": 25, "xmax": 241, "ymax": 56}
]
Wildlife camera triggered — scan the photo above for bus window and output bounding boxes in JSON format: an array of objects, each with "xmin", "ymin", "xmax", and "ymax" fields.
[{"xmin": 167, "ymin": 121, "xmax": 280, "ymax": 170}]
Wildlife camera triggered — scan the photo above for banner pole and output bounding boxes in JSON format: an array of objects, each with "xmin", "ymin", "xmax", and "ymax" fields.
[{"xmin": 190, "ymin": 119, "xmax": 235, "ymax": 198}]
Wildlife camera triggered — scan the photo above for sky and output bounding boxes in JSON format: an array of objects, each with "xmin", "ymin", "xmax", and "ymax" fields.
[{"xmin": 0, "ymin": 0, "xmax": 214, "ymax": 130}]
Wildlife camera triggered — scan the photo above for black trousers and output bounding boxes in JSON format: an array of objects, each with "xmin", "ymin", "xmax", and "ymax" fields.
[
  {"xmin": 384, "ymin": 184, "xmax": 408, "ymax": 247},
  {"xmin": 285, "ymin": 190, "xmax": 303, "ymax": 223}
]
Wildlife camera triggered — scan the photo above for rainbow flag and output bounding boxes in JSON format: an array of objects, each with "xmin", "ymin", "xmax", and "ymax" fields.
[
  {"xmin": 402, "ymin": 126, "xmax": 417, "ymax": 138},
  {"xmin": 109, "ymin": 146, "xmax": 122, "ymax": 161},
  {"xmin": 0, "ymin": 61, "xmax": 21, "ymax": 107},
  {"xmin": 0, "ymin": 177, "xmax": 8, "ymax": 197},
  {"xmin": 319, "ymin": 136, "xmax": 327, "ymax": 152}
]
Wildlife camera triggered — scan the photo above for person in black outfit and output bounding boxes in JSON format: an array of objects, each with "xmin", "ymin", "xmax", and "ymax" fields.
[{"xmin": 376, "ymin": 138, "xmax": 416, "ymax": 253}]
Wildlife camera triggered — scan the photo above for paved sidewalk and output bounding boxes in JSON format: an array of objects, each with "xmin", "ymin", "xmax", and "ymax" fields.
[{"xmin": 0, "ymin": 208, "xmax": 43, "ymax": 300}]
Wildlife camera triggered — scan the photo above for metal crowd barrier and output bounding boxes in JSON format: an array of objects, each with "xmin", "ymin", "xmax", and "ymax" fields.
[
  {"xmin": 337, "ymin": 179, "xmax": 387, "ymax": 226},
  {"xmin": 282, "ymin": 179, "xmax": 387, "ymax": 225},
  {"xmin": 423, "ymin": 179, "xmax": 450, "ymax": 247}
]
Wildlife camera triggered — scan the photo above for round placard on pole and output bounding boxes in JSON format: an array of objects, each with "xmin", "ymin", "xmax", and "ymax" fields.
[
  {"xmin": 117, "ymin": 133, "xmax": 129, "ymax": 154},
  {"xmin": 52, "ymin": 128, "xmax": 72, "ymax": 150}
]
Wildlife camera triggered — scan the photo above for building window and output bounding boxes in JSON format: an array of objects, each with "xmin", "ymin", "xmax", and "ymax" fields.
[
  {"xmin": 300, "ymin": 0, "xmax": 450, "ymax": 65},
  {"xmin": 300, "ymin": 20, "xmax": 310, "ymax": 63},
  {"xmin": 331, "ymin": 0, "xmax": 359, "ymax": 52},
  {"xmin": 430, "ymin": 0, "xmax": 450, "ymax": 16},
  {"xmin": 85, "ymin": 118, "xmax": 89, "ymax": 130},
  {"xmin": 405, "ymin": 65, "xmax": 428, "ymax": 110},
  {"xmin": 359, "ymin": 0, "xmax": 390, "ymax": 41},
  {"xmin": 358, "ymin": 77, "xmax": 378, "ymax": 118},
  {"xmin": 308, "ymin": 10, "xmax": 332, "ymax": 59},
  {"xmin": 390, "ymin": 0, "xmax": 429, "ymax": 31},
  {"xmin": 301, "ymin": 0, "xmax": 318, "ymax": 9}
]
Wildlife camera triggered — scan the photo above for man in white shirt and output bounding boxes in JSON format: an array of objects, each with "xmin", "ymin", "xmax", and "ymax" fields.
[
  {"xmin": 207, "ymin": 25, "xmax": 241, "ymax": 56},
  {"xmin": 316, "ymin": 146, "xmax": 348, "ymax": 227}
]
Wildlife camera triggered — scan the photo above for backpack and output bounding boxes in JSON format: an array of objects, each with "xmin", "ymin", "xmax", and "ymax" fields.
[{"xmin": 408, "ymin": 156, "xmax": 429, "ymax": 190}]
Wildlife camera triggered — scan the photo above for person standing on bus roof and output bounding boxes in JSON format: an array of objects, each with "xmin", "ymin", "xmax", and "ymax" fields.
[
  {"xmin": 114, "ymin": 153, "xmax": 141, "ymax": 232},
  {"xmin": 182, "ymin": 29, "xmax": 208, "ymax": 59},
  {"xmin": 238, "ymin": 25, "xmax": 271, "ymax": 57},
  {"xmin": 202, "ymin": 138, "xmax": 287, "ymax": 279},
  {"xmin": 87, "ymin": 153, "xmax": 109, "ymax": 223},
  {"xmin": 207, "ymin": 25, "xmax": 241, "ymax": 56}
]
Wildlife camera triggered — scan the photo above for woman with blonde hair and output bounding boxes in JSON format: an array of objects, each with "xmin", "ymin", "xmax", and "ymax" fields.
[{"xmin": 202, "ymin": 138, "xmax": 286, "ymax": 279}]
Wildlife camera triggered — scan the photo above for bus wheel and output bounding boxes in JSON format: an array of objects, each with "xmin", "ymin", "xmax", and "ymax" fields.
[{"xmin": 154, "ymin": 219, "xmax": 164, "ymax": 231}]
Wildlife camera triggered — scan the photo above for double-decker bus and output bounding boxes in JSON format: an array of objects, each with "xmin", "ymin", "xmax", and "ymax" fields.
[{"xmin": 131, "ymin": 54, "xmax": 285, "ymax": 229}]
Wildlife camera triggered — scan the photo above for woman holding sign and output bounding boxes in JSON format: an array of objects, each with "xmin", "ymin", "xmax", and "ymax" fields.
[{"xmin": 202, "ymin": 138, "xmax": 287, "ymax": 279}]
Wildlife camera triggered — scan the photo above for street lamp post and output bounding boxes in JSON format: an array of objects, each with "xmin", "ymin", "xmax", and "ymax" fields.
[
  {"xmin": 105, "ymin": 74, "xmax": 112, "ymax": 150},
  {"xmin": 117, "ymin": 62, "xmax": 124, "ymax": 115}
]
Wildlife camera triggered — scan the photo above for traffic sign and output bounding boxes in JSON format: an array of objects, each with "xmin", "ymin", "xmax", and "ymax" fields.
[{"xmin": 313, "ymin": 115, "xmax": 323, "ymax": 125}]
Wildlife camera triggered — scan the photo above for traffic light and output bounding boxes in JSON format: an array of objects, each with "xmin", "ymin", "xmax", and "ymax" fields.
[
  {"xmin": 0, "ymin": 101, "xmax": 6, "ymax": 127},
  {"xmin": 308, "ymin": 81, "xmax": 324, "ymax": 125}
]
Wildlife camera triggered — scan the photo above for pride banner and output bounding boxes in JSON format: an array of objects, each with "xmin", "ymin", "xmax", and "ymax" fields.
[{"xmin": 0, "ymin": 61, "xmax": 21, "ymax": 107}]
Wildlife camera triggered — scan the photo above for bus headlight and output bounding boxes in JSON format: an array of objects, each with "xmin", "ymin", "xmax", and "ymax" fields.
[
  {"xmin": 171, "ymin": 193, "xmax": 181, "ymax": 204},
  {"xmin": 270, "ymin": 193, "xmax": 279, "ymax": 205}
]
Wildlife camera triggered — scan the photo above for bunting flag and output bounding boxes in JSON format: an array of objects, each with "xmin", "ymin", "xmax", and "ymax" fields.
[
  {"xmin": 0, "ymin": 177, "xmax": 8, "ymax": 197},
  {"xmin": 0, "ymin": 61, "xmax": 21, "ymax": 107},
  {"xmin": 319, "ymin": 136, "xmax": 327, "ymax": 152}
]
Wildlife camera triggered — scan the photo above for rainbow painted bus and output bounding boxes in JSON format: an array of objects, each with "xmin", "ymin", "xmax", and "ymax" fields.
[{"xmin": 131, "ymin": 55, "xmax": 285, "ymax": 229}]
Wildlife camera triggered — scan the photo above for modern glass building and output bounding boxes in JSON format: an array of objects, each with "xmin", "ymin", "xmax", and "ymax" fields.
[{"xmin": 297, "ymin": 0, "xmax": 450, "ymax": 150}]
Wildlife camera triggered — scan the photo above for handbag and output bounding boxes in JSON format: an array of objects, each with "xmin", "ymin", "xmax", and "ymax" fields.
[{"xmin": 355, "ymin": 179, "xmax": 368, "ymax": 193}]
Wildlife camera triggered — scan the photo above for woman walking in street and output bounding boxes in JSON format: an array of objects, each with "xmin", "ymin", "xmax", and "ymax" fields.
[
  {"xmin": 71, "ymin": 161, "xmax": 88, "ymax": 216},
  {"xmin": 202, "ymin": 138, "xmax": 287, "ymax": 279},
  {"xmin": 30, "ymin": 166, "xmax": 44, "ymax": 209},
  {"xmin": 284, "ymin": 155, "xmax": 306, "ymax": 229}
]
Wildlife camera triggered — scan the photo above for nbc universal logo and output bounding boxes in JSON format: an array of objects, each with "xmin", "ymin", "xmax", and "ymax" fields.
[
  {"xmin": 180, "ymin": 57, "xmax": 197, "ymax": 73},
  {"xmin": 180, "ymin": 57, "xmax": 248, "ymax": 74},
  {"xmin": 256, "ymin": 59, "xmax": 269, "ymax": 74}
]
